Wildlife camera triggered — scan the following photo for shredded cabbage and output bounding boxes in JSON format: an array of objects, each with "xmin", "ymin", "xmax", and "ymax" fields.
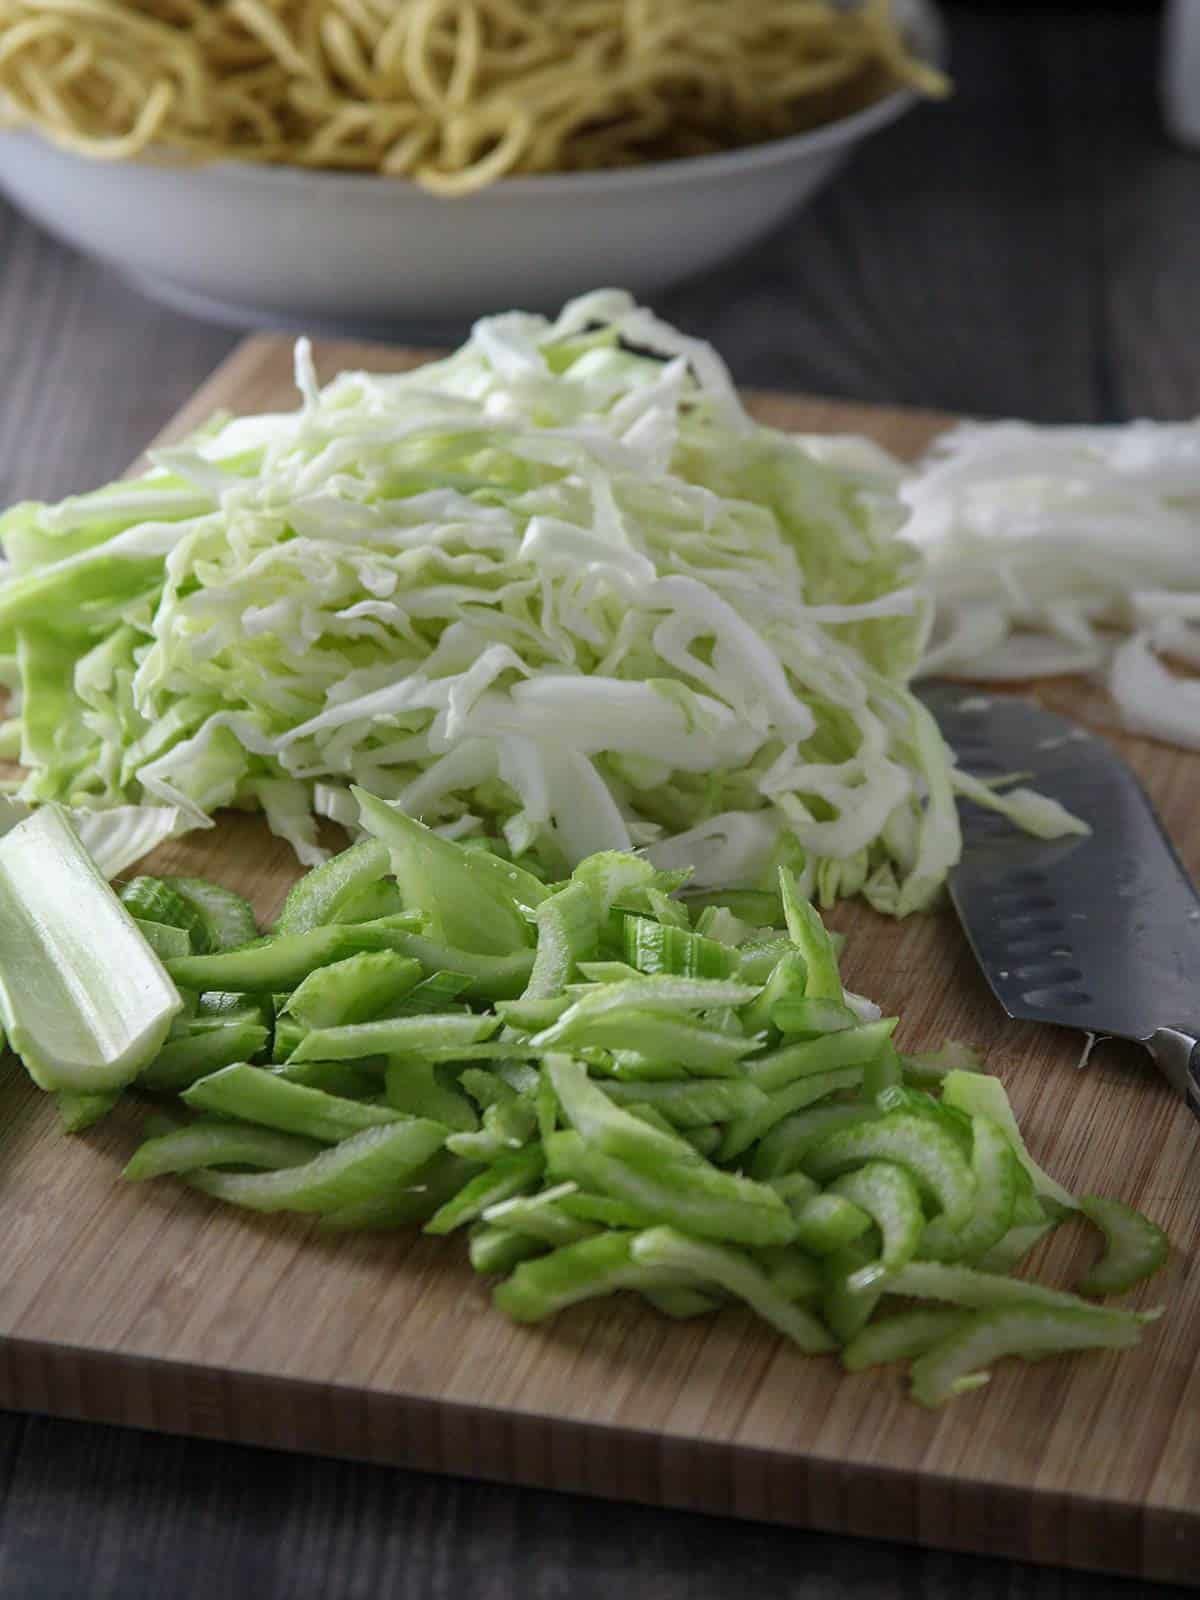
[
  {"xmin": 1, "ymin": 289, "xmax": 1067, "ymax": 909},
  {"xmin": 904, "ymin": 417, "xmax": 1200, "ymax": 747}
]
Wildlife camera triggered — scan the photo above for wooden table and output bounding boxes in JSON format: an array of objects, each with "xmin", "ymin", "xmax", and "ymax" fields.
[{"xmin": 0, "ymin": 6, "xmax": 1192, "ymax": 1596}]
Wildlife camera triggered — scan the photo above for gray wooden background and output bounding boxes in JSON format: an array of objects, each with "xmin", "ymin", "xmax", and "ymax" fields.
[{"xmin": 0, "ymin": 5, "xmax": 1193, "ymax": 1596}]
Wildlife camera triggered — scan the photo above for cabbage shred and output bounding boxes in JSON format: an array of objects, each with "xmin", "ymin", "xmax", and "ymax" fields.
[{"xmin": 0, "ymin": 290, "xmax": 1026, "ymax": 912}]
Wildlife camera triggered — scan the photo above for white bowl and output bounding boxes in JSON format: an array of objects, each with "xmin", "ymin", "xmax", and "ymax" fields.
[{"xmin": 0, "ymin": 0, "xmax": 942, "ymax": 337}]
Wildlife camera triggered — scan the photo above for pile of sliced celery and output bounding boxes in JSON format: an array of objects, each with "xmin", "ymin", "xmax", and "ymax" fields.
[{"xmin": 10, "ymin": 793, "xmax": 1167, "ymax": 1408}]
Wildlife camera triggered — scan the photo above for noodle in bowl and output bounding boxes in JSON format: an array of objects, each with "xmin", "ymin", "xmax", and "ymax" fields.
[{"xmin": 0, "ymin": 0, "xmax": 943, "ymax": 332}]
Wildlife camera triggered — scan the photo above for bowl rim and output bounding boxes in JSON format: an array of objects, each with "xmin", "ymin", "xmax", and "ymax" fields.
[{"xmin": 0, "ymin": 0, "xmax": 945, "ymax": 201}]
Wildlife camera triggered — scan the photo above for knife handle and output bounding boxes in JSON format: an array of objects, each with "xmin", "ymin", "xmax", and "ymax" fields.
[{"xmin": 1146, "ymin": 1028, "xmax": 1200, "ymax": 1121}]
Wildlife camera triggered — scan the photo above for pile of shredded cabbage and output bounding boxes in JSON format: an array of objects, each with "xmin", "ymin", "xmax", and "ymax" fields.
[
  {"xmin": 905, "ymin": 418, "xmax": 1200, "ymax": 748},
  {"xmin": 0, "ymin": 291, "xmax": 1080, "ymax": 910}
]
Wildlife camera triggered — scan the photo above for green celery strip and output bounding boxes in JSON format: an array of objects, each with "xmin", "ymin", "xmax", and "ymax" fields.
[
  {"xmin": 718, "ymin": 1066, "xmax": 869, "ymax": 1162},
  {"xmin": 802, "ymin": 1111, "xmax": 976, "ymax": 1228},
  {"xmin": 319, "ymin": 1150, "xmax": 478, "ymax": 1230},
  {"xmin": 166, "ymin": 917, "xmax": 424, "ymax": 993},
  {"xmin": 183, "ymin": 1062, "xmax": 406, "ymax": 1143},
  {"xmin": 56, "ymin": 1089, "xmax": 119, "ymax": 1132},
  {"xmin": 120, "ymin": 877, "xmax": 206, "ymax": 946},
  {"xmin": 470, "ymin": 1225, "xmax": 545, "ymax": 1275},
  {"xmin": 270, "ymin": 1058, "xmax": 380, "ymax": 1099},
  {"xmin": 918, "ymin": 1116, "xmax": 1017, "ymax": 1264},
  {"xmin": 769, "ymin": 996, "xmax": 859, "ymax": 1040},
  {"xmin": 749, "ymin": 1102, "xmax": 883, "ymax": 1181},
  {"xmin": 523, "ymin": 881, "xmax": 598, "ymax": 999},
  {"xmin": 941, "ymin": 1069, "xmax": 1076, "ymax": 1211},
  {"xmin": 829, "ymin": 1161, "xmax": 924, "ymax": 1286},
  {"xmin": 977, "ymin": 1220, "xmax": 1057, "ymax": 1275},
  {"xmin": 778, "ymin": 867, "xmax": 843, "ymax": 1002},
  {"xmin": 630, "ymin": 1227, "xmax": 835, "ymax": 1352},
  {"xmin": 623, "ymin": 916, "xmax": 737, "ymax": 978},
  {"xmin": 425, "ymin": 1145, "xmax": 546, "ymax": 1234},
  {"xmin": 534, "ymin": 1010, "xmax": 756, "ymax": 1074},
  {"xmin": 164, "ymin": 877, "xmax": 258, "ymax": 952},
  {"xmin": 790, "ymin": 1192, "xmax": 874, "ymax": 1255},
  {"xmin": 140, "ymin": 1019, "xmax": 270, "ymax": 1093},
  {"xmin": 1077, "ymin": 1195, "xmax": 1169, "ymax": 1296},
  {"xmin": 385, "ymin": 1056, "xmax": 478, "ymax": 1132},
  {"xmin": 739, "ymin": 951, "xmax": 807, "ymax": 1039},
  {"xmin": 601, "ymin": 1078, "xmax": 768, "ymax": 1128},
  {"xmin": 125, "ymin": 1118, "xmax": 322, "ymax": 1180},
  {"xmin": 493, "ymin": 1231, "xmax": 697, "ymax": 1323},
  {"xmin": 883, "ymin": 1262, "xmax": 1161, "ymax": 1321},
  {"xmin": 381, "ymin": 971, "xmax": 474, "ymax": 1015},
  {"xmin": 185, "ymin": 1120, "xmax": 449, "ymax": 1214},
  {"xmin": 273, "ymin": 838, "xmax": 391, "ymax": 934},
  {"xmin": 841, "ymin": 1308, "xmax": 968, "ymax": 1373},
  {"xmin": 292, "ymin": 1012, "xmax": 497, "ymax": 1063},
  {"xmin": 910, "ymin": 1306, "xmax": 1147, "ymax": 1408},
  {"xmin": 135, "ymin": 918, "xmax": 193, "ymax": 961},
  {"xmin": 823, "ymin": 1241, "xmax": 885, "ymax": 1342},
  {"xmin": 286, "ymin": 952, "xmax": 423, "ymax": 1028},
  {"xmin": 748, "ymin": 1020, "xmax": 898, "ymax": 1093}
]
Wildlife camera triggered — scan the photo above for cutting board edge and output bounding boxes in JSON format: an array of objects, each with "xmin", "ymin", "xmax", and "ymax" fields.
[{"xmin": 1, "ymin": 1331, "xmax": 1190, "ymax": 1585}]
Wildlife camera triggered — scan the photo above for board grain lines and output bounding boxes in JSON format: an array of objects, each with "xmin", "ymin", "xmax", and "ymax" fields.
[{"xmin": 0, "ymin": 335, "xmax": 1196, "ymax": 1589}]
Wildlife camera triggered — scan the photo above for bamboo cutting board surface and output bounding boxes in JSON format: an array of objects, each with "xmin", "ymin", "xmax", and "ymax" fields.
[{"xmin": 2, "ymin": 337, "xmax": 1197, "ymax": 1584}]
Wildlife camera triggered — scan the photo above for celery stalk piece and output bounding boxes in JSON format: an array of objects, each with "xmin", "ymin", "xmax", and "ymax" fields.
[
  {"xmin": 768, "ymin": 995, "xmax": 860, "ymax": 1042},
  {"xmin": 470, "ymin": 1225, "xmax": 546, "ymax": 1275},
  {"xmin": 829, "ymin": 1160, "xmax": 924, "ymax": 1283},
  {"xmin": 381, "ymin": 971, "xmax": 474, "ymax": 1015},
  {"xmin": 883, "ymin": 1261, "xmax": 1161, "ymax": 1323},
  {"xmin": 273, "ymin": 838, "xmax": 391, "ymax": 935},
  {"xmin": 523, "ymin": 881, "xmax": 599, "ymax": 999},
  {"xmin": 493, "ymin": 1231, "xmax": 699, "ymax": 1324},
  {"xmin": 370, "ymin": 932, "xmax": 534, "ymax": 1000},
  {"xmin": 135, "ymin": 918, "xmax": 193, "ymax": 961},
  {"xmin": 977, "ymin": 1220, "xmax": 1057, "ymax": 1275},
  {"xmin": 183, "ymin": 1062, "xmax": 406, "ymax": 1143},
  {"xmin": 749, "ymin": 1103, "xmax": 883, "ymax": 1181},
  {"xmin": 778, "ymin": 868, "xmax": 844, "ymax": 1002},
  {"xmin": 56, "ymin": 1089, "xmax": 119, "ymax": 1132},
  {"xmin": 120, "ymin": 877, "xmax": 206, "ymax": 947},
  {"xmin": 292, "ymin": 1011, "xmax": 497, "ymax": 1063},
  {"xmin": 0, "ymin": 804, "xmax": 183, "ymax": 1092},
  {"xmin": 543, "ymin": 1129, "xmax": 796, "ymax": 1249},
  {"xmin": 909, "ymin": 1306, "xmax": 1147, "ymax": 1408},
  {"xmin": 125, "ymin": 1118, "xmax": 322, "ymax": 1180},
  {"xmin": 1076, "ymin": 1195, "xmax": 1169, "ymax": 1296},
  {"xmin": 841, "ymin": 1308, "xmax": 968, "ymax": 1373},
  {"xmin": 823, "ymin": 1240, "xmax": 885, "ymax": 1342},
  {"xmin": 623, "ymin": 916, "xmax": 737, "ymax": 978},
  {"xmin": 185, "ymin": 1120, "xmax": 449, "ymax": 1214},
  {"xmin": 918, "ymin": 1116, "xmax": 1017, "ymax": 1265},
  {"xmin": 139, "ymin": 1019, "xmax": 271, "ymax": 1093},
  {"xmin": 754, "ymin": 1243, "xmax": 824, "ymax": 1303},
  {"xmin": 165, "ymin": 917, "xmax": 421, "ymax": 992},
  {"xmin": 328, "ymin": 881, "xmax": 407, "ymax": 925},
  {"xmin": 802, "ymin": 1111, "xmax": 977, "ymax": 1229},
  {"xmin": 354, "ymin": 787, "xmax": 540, "ymax": 953},
  {"xmin": 536, "ymin": 1009, "xmax": 757, "ymax": 1073},
  {"xmin": 718, "ymin": 1066, "xmax": 870, "ymax": 1162},
  {"xmin": 680, "ymin": 889, "xmax": 783, "ymax": 928},
  {"xmin": 482, "ymin": 1186, "xmax": 598, "ymax": 1248},
  {"xmin": 285, "ymin": 952, "xmax": 424, "ymax": 1028},
  {"xmin": 790, "ymin": 1192, "xmax": 874, "ymax": 1256},
  {"xmin": 384, "ymin": 1057, "xmax": 479, "ymax": 1132},
  {"xmin": 643, "ymin": 1287, "xmax": 723, "ymax": 1319},
  {"xmin": 602, "ymin": 1078, "xmax": 768, "ymax": 1128},
  {"xmin": 630, "ymin": 1227, "xmax": 836, "ymax": 1353},
  {"xmin": 271, "ymin": 1058, "xmax": 381, "ymax": 1099},
  {"xmin": 941, "ymin": 1069, "xmax": 1076, "ymax": 1211},
  {"xmin": 425, "ymin": 1145, "xmax": 546, "ymax": 1234},
  {"xmin": 748, "ymin": 1020, "xmax": 898, "ymax": 1093},
  {"xmin": 164, "ymin": 877, "xmax": 258, "ymax": 952},
  {"xmin": 319, "ymin": 1150, "xmax": 480, "ymax": 1231}
]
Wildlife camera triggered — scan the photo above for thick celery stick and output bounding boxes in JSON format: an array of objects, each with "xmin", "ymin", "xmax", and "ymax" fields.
[
  {"xmin": 823, "ymin": 1241, "xmax": 885, "ymax": 1342},
  {"xmin": 545, "ymin": 1055, "xmax": 704, "ymax": 1168},
  {"xmin": 534, "ymin": 1010, "xmax": 756, "ymax": 1074},
  {"xmin": 482, "ymin": 1185, "xmax": 598, "ymax": 1248},
  {"xmin": 909, "ymin": 1306, "xmax": 1146, "ymax": 1408},
  {"xmin": 842, "ymin": 1308, "xmax": 968, "ymax": 1373},
  {"xmin": 319, "ymin": 1150, "xmax": 477, "ymax": 1230},
  {"xmin": 1077, "ymin": 1196, "xmax": 1169, "ymax": 1296},
  {"xmin": 371, "ymin": 932, "xmax": 534, "ymax": 999},
  {"xmin": 274, "ymin": 838, "xmax": 391, "ymax": 934},
  {"xmin": 738, "ymin": 952, "xmax": 807, "ymax": 1039},
  {"xmin": 286, "ymin": 952, "xmax": 423, "ymax": 1028},
  {"xmin": 166, "ymin": 917, "xmax": 423, "ymax": 993},
  {"xmin": 125, "ymin": 1118, "xmax": 322, "ymax": 1180},
  {"xmin": 140, "ymin": 1019, "xmax": 270, "ymax": 1093},
  {"xmin": 185, "ymin": 1120, "xmax": 448, "ymax": 1214},
  {"xmin": 330, "ymin": 881, "xmax": 406, "ymax": 924},
  {"xmin": 769, "ymin": 996, "xmax": 859, "ymax": 1040},
  {"xmin": 803, "ymin": 1111, "xmax": 976, "ymax": 1228},
  {"xmin": 183, "ymin": 1062, "xmax": 406, "ymax": 1143},
  {"xmin": 0, "ymin": 805, "xmax": 182, "ymax": 1092},
  {"xmin": 630, "ymin": 1227, "xmax": 835, "ymax": 1352},
  {"xmin": 292, "ymin": 1012, "xmax": 497, "ymax": 1063}
]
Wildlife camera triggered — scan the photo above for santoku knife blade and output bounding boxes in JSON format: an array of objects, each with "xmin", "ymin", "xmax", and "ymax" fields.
[{"xmin": 919, "ymin": 682, "xmax": 1200, "ymax": 1120}]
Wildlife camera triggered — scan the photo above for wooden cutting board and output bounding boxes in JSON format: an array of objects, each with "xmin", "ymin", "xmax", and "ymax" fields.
[{"xmin": 2, "ymin": 338, "xmax": 1197, "ymax": 1585}]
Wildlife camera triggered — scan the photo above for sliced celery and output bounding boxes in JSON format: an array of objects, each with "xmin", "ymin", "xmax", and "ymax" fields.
[
  {"xmin": 779, "ymin": 867, "xmax": 843, "ymax": 1002},
  {"xmin": 941, "ymin": 1069, "xmax": 1076, "ymax": 1211},
  {"xmin": 384, "ymin": 1056, "xmax": 478, "ymax": 1132},
  {"xmin": 273, "ymin": 838, "xmax": 391, "ymax": 935},
  {"xmin": 166, "ymin": 917, "xmax": 424, "ymax": 993},
  {"xmin": 125, "ymin": 1118, "xmax": 322, "ymax": 1180},
  {"xmin": 623, "ymin": 916, "xmax": 737, "ymax": 978},
  {"xmin": 748, "ymin": 1020, "xmax": 898, "ymax": 1093},
  {"xmin": 165, "ymin": 877, "xmax": 258, "ymax": 952},
  {"xmin": 841, "ymin": 1308, "xmax": 968, "ymax": 1373},
  {"xmin": 185, "ymin": 1120, "xmax": 449, "ymax": 1214},
  {"xmin": 1077, "ymin": 1195, "xmax": 1169, "ymax": 1296},
  {"xmin": 523, "ymin": 881, "xmax": 598, "ymax": 999},
  {"xmin": 56, "ymin": 1089, "xmax": 119, "ymax": 1132},
  {"xmin": 285, "ymin": 951, "xmax": 423, "ymax": 1028},
  {"xmin": 602, "ymin": 1078, "xmax": 768, "ymax": 1128},
  {"xmin": 292, "ymin": 1011, "xmax": 497, "ymax": 1063},
  {"xmin": 140, "ymin": 1018, "xmax": 271, "ymax": 1093},
  {"xmin": 270, "ymin": 1058, "xmax": 381, "ymax": 1099},
  {"xmin": 0, "ymin": 805, "xmax": 182, "ymax": 1092},
  {"xmin": 183, "ymin": 1062, "xmax": 406, "ymax": 1143},
  {"xmin": 803, "ymin": 1111, "xmax": 976, "ymax": 1229},
  {"xmin": 134, "ymin": 918, "xmax": 193, "ymax": 961}
]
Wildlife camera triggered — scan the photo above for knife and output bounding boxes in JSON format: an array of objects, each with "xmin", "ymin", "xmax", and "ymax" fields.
[{"xmin": 919, "ymin": 682, "xmax": 1200, "ymax": 1121}]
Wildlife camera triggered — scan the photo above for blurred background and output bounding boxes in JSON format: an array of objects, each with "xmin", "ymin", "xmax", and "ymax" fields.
[{"xmin": 0, "ymin": 1, "xmax": 1195, "ymax": 501}]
